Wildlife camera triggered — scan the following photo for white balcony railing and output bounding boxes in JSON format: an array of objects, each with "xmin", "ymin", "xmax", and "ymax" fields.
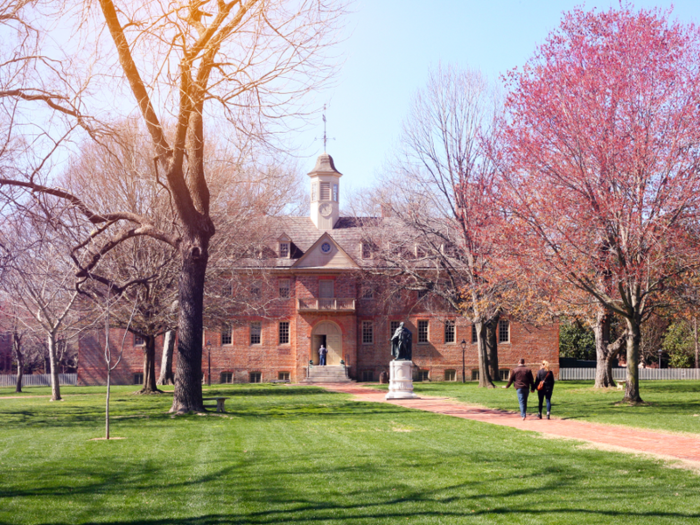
[{"xmin": 297, "ymin": 298, "xmax": 356, "ymax": 312}]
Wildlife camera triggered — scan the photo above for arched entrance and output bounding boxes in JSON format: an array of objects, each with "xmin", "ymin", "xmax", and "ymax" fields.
[{"xmin": 311, "ymin": 321, "xmax": 343, "ymax": 365}]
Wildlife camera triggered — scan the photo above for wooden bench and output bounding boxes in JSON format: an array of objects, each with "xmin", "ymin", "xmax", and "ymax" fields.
[{"xmin": 203, "ymin": 397, "xmax": 228, "ymax": 413}]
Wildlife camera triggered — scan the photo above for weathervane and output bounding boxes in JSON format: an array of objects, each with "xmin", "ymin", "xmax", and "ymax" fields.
[{"xmin": 317, "ymin": 104, "xmax": 335, "ymax": 152}]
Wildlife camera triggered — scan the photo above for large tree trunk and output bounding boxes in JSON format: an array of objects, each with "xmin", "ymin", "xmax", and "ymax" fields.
[
  {"xmin": 47, "ymin": 332, "xmax": 62, "ymax": 401},
  {"xmin": 170, "ymin": 233, "xmax": 210, "ymax": 413},
  {"xmin": 157, "ymin": 330, "xmax": 176, "ymax": 386},
  {"xmin": 485, "ymin": 315, "xmax": 499, "ymax": 381},
  {"xmin": 138, "ymin": 334, "xmax": 161, "ymax": 394},
  {"xmin": 593, "ymin": 308, "xmax": 616, "ymax": 388},
  {"xmin": 13, "ymin": 333, "xmax": 23, "ymax": 394},
  {"xmin": 623, "ymin": 316, "xmax": 643, "ymax": 404},
  {"xmin": 475, "ymin": 321, "xmax": 495, "ymax": 388}
]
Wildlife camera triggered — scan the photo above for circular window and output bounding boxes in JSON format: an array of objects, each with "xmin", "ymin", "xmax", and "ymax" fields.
[{"xmin": 321, "ymin": 242, "xmax": 332, "ymax": 253}]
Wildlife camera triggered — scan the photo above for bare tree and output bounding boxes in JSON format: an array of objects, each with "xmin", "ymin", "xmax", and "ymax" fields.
[
  {"xmin": 0, "ymin": 0, "xmax": 345, "ymax": 411},
  {"xmin": 366, "ymin": 65, "xmax": 504, "ymax": 387},
  {"xmin": 0, "ymin": 201, "xmax": 88, "ymax": 401}
]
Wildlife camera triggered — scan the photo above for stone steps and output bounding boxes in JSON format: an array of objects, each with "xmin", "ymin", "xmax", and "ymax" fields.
[{"xmin": 303, "ymin": 365, "xmax": 353, "ymax": 383}]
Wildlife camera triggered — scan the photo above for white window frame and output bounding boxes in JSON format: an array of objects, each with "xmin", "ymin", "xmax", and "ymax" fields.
[
  {"xmin": 250, "ymin": 322, "xmax": 262, "ymax": 345},
  {"xmin": 221, "ymin": 324, "xmax": 233, "ymax": 346},
  {"xmin": 279, "ymin": 321, "xmax": 290, "ymax": 345},
  {"xmin": 418, "ymin": 320, "xmax": 429, "ymax": 344},
  {"xmin": 279, "ymin": 278, "xmax": 291, "ymax": 298},
  {"xmin": 444, "ymin": 320, "xmax": 456, "ymax": 344},
  {"xmin": 362, "ymin": 321, "xmax": 374, "ymax": 344}
]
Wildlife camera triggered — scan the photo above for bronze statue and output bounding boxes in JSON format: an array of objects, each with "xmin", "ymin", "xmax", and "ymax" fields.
[{"xmin": 390, "ymin": 322, "xmax": 412, "ymax": 361}]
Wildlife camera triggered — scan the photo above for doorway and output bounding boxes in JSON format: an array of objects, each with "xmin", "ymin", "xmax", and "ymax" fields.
[
  {"xmin": 311, "ymin": 334, "xmax": 327, "ymax": 365},
  {"xmin": 311, "ymin": 321, "xmax": 342, "ymax": 365}
]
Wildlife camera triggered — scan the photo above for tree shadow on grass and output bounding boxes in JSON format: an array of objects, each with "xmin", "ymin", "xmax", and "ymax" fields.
[{"xmin": 3, "ymin": 445, "xmax": 700, "ymax": 524}]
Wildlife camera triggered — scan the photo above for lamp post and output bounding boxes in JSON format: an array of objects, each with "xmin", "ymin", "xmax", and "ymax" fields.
[
  {"xmin": 206, "ymin": 340, "xmax": 212, "ymax": 386},
  {"xmin": 461, "ymin": 339, "xmax": 467, "ymax": 383}
]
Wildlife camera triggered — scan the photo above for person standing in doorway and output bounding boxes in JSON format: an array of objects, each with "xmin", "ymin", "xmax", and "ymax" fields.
[
  {"xmin": 535, "ymin": 360, "xmax": 555, "ymax": 419},
  {"xmin": 319, "ymin": 345, "xmax": 328, "ymax": 366},
  {"xmin": 504, "ymin": 358, "xmax": 535, "ymax": 420}
]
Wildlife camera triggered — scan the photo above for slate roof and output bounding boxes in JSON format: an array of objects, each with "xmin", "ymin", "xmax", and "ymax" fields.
[{"xmin": 234, "ymin": 215, "xmax": 389, "ymax": 270}]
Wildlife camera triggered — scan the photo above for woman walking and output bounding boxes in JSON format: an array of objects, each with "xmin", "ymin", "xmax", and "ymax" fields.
[{"xmin": 536, "ymin": 360, "xmax": 555, "ymax": 419}]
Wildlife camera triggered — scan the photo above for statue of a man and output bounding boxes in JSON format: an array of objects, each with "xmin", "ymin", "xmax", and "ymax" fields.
[{"xmin": 390, "ymin": 322, "xmax": 412, "ymax": 361}]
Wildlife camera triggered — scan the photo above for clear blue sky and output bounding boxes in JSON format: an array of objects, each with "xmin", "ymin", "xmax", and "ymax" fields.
[{"xmin": 294, "ymin": 0, "xmax": 700, "ymax": 194}]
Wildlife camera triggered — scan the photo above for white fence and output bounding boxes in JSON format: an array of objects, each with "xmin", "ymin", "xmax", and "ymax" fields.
[
  {"xmin": 0, "ymin": 374, "xmax": 78, "ymax": 388},
  {"xmin": 559, "ymin": 368, "xmax": 700, "ymax": 381}
]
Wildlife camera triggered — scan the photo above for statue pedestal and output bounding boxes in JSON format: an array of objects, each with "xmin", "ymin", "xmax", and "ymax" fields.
[{"xmin": 385, "ymin": 360, "xmax": 419, "ymax": 400}]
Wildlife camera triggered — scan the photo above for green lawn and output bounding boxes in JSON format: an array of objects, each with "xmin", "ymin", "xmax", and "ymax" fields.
[
  {"xmin": 0, "ymin": 384, "xmax": 699, "ymax": 524},
  {"xmin": 402, "ymin": 380, "xmax": 700, "ymax": 435}
]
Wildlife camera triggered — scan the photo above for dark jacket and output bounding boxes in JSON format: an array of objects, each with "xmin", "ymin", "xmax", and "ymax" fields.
[
  {"xmin": 506, "ymin": 365, "xmax": 535, "ymax": 391},
  {"xmin": 536, "ymin": 369, "xmax": 555, "ymax": 394}
]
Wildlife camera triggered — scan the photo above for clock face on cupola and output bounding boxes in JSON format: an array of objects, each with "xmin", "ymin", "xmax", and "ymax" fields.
[{"xmin": 308, "ymin": 152, "xmax": 342, "ymax": 230}]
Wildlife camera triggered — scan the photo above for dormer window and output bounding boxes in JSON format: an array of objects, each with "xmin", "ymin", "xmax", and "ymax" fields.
[
  {"xmin": 320, "ymin": 182, "xmax": 331, "ymax": 200},
  {"xmin": 361, "ymin": 243, "xmax": 372, "ymax": 259},
  {"xmin": 279, "ymin": 242, "xmax": 289, "ymax": 258}
]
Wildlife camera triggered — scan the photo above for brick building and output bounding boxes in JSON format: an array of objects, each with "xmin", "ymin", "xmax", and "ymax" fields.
[{"xmin": 78, "ymin": 152, "xmax": 559, "ymax": 385}]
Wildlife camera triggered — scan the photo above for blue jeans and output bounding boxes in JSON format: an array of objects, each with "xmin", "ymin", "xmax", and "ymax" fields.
[
  {"xmin": 516, "ymin": 388, "xmax": 530, "ymax": 417},
  {"xmin": 538, "ymin": 390, "xmax": 552, "ymax": 414},
  {"xmin": 320, "ymin": 355, "xmax": 326, "ymax": 366}
]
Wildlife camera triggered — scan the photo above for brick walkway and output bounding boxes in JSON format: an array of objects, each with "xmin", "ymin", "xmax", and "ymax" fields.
[{"xmin": 320, "ymin": 383, "xmax": 700, "ymax": 468}]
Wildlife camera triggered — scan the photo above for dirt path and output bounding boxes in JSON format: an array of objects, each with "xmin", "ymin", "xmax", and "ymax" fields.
[{"xmin": 321, "ymin": 383, "xmax": 700, "ymax": 469}]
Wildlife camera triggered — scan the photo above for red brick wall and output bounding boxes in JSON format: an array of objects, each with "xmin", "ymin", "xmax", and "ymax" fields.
[
  {"xmin": 77, "ymin": 272, "xmax": 560, "ymax": 385},
  {"xmin": 78, "ymin": 330, "xmax": 166, "ymax": 386}
]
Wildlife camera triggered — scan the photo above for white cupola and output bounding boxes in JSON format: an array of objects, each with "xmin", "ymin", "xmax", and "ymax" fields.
[{"xmin": 308, "ymin": 153, "xmax": 342, "ymax": 230}]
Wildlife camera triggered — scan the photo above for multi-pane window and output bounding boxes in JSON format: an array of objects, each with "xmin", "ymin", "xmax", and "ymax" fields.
[
  {"xmin": 333, "ymin": 183, "xmax": 339, "ymax": 202},
  {"xmin": 134, "ymin": 334, "xmax": 145, "ymax": 346},
  {"xmin": 444, "ymin": 320, "xmax": 455, "ymax": 344},
  {"xmin": 220, "ymin": 372, "xmax": 233, "ymax": 384},
  {"xmin": 279, "ymin": 242, "xmax": 289, "ymax": 258},
  {"xmin": 390, "ymin": 321, "xmax": 401, "ymax": 336},
  {"xmin": 361, "ymin": 370, "xmax": 374, "ymax": 382},
  {"xmin": 445, "ymin": 369, "xmax": 456, "ymax": 381},
  {"xmin": 250, "ymin": 322, "xmax": 262, "ymax": 345},
  {"xmin": 133, "ymin": 373, "xmax": 144, "ymax": 384},
  {"xmin": 320, "ymin": 182, "xmax": 331, "ymax": 200},
  {"xmin": 278, "ymin": 371, "xmax": 290, "ymax": 381},
  {"xmin": 279, "ymin": 321, "xmax": 290, "ymax": 345},
  {"xmin": 361, "ymin": 285, "xmax": 373, "ymax": 299},
  {"xmin": 250, "ymin": 372, "xmax": 261, "ymax": 383},
  {"xmin": 279, "ymin": 279, "xmax": 291, "ymax": 298},
  {"xmin": 362, "ymin": 321, "xmax": 374, "ymax": 344},
  {"xmin": 361, "ymin": 243, "xmax": 372, "ymax": 259},
  {"xmin": 251, "ymin": 281, "xmax": 261, "ymax": 298},
  {"xmin": 418, "ymin": 320, "xmax": 429, "ymax": 343},
  {"xmin": 499, "ymin": 369, "xmax": 511, "ymax": 381},
  {"xmin": 471, "ymin": 324, "xmax": 478, "ymax": 343},
  {"xmin": 221, "ymin": 324, "xmax": 232, "ymax": 345},
  {"xmin": 498, "ymin": 319, "xmax": 510, "ymax": 343},
  {"xmin": 416, "ymin": 369, "xmax": 429, "ymax": 381},
  {"xmin": 319, "ymin": 280, "xmax": 334, "ymax": 298}
]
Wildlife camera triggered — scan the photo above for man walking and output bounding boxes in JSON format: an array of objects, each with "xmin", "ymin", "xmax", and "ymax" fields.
[{"xmin": 504, "ymin": 358, "xmax": 535, "ymax": 420}]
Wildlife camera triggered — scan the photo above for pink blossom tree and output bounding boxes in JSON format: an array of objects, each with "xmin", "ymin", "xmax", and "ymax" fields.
[{"xmin": 500, "ymin": 5, "xmax": 700, "ymax": 403}]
